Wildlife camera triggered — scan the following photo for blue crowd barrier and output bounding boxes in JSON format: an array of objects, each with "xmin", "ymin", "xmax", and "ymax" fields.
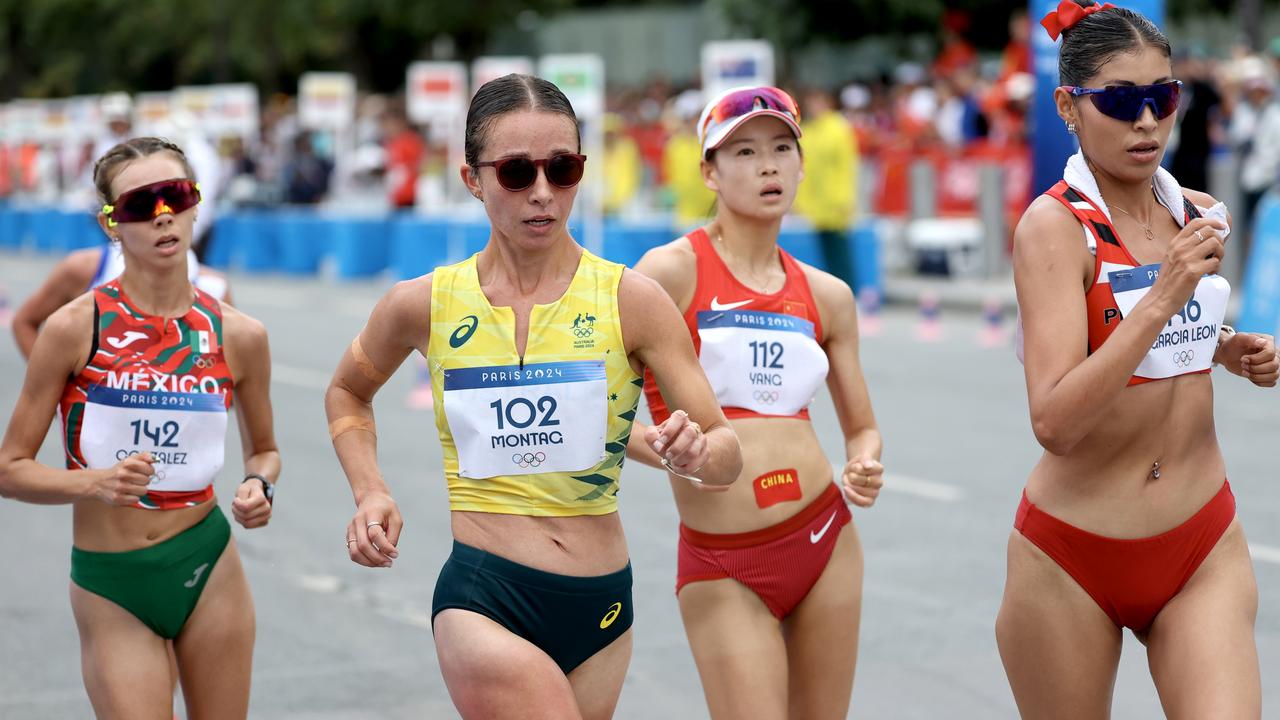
[
  {"xmin": 236, "ymin": 212, "xmax": 281, "ymax": 273},
  {"xmin": 203, "ymin": 215, "xmax": 236, "ymax": 269},
  {"xmin": 1238, "ymin": 193, "xmax": 1280, "ymax": 336},
  {"xmin": 0, "ymin": 205, "xmax": 19, "ymax": 249},
  {"xmin": 391, "ymin": 215, "xmax": 450, "ymax": 280},
  {"xmin": 332, "ymin": 216, "xmax": 390, "ymax": 279},
  {"xmin": 63, "ymin": 211, "xmax": 105, "ymax": 251},
  {"xmin": 277, "ymin": 211, "xmax": 330, "ymax": 275},
  {"xmin": 0, "ymin": 206, "xmax": 886, "ymax": 296}
]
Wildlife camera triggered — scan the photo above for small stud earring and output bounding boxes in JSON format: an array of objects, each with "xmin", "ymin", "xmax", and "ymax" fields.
[{"xmin": 1066, "ymin": 121, "xmax": 1077, "ymax": 134}]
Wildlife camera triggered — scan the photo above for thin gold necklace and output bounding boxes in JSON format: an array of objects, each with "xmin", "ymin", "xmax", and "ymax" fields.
[
  {"xmin": 714, "ymin": 228, "xmax": 781, "ymax": 294},
  {"xmin": 1108, "ymin": 188, "xmax": 1156, "ymax": 242}
]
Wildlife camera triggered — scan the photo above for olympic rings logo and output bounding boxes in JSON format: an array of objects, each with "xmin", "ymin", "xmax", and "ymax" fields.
[
  {"xmin": 573, "ymin": 327, "xmax": 594, "ymax": 338},
  {"xmin": 1173, "ymin": 349, "xmax": 1195, "ymax": 367},
  {"xmin": 512, "ymin": 452, "xmax": 547, "ymax": 468},
  {"xmin": 752, "ymin": 390, "xmax": 780, "ymax": 404},
  {"xmin": 192, "ymin": 356, "xmax": 215, "ymax": 369}
]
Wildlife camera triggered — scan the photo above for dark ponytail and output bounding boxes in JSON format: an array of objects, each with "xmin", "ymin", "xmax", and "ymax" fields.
[{"xmin": 1058, "ymin": 0, "xmax": 1171, "ymax": 86}]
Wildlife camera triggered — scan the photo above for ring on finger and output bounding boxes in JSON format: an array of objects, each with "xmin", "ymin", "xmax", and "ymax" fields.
[{"xmin": 366, "ymin": 521, "xmax": 383, "ymax": 529}]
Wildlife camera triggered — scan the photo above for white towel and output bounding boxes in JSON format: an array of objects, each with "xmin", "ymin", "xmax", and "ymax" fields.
[{"xmin": 1014, "ymin": 151, "xmax": 1230, "ymax": 363}]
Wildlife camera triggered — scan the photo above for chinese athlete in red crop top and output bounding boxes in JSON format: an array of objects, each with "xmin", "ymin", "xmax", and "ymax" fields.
[{"xmin": 627, "ymin": 89, "xmax": 884, "ymax": 719}]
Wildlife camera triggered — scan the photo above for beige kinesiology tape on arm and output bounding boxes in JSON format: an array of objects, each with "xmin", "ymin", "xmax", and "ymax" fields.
[
  {"xmin": 350, "ymin": 337, "xmax": 391, "ymax": 385},
  {"xmin": 328, "ymin": 416, "xmax": 377, "ymax": 441}
]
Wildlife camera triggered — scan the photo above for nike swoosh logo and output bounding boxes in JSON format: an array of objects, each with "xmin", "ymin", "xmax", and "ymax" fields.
[
  {"xmin": 107, "ymin": 331, "xmax": 148, "ymax": 349},
  {"xmin": 810, "ymin": 510, "xmax": 838, "ymax": 544},
  {"xmin": 710, "ymin": 297, "xmax": 752, "ymax": 311}
]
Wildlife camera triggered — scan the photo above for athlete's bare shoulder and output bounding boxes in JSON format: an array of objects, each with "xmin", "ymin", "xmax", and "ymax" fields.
[
  {"xmin": 38, "ymin": 291, "xmax": 96, "ymax": 367},
  {"xmin": 633, "ymin": 234, "xmax": 697, "ymax": 307}
]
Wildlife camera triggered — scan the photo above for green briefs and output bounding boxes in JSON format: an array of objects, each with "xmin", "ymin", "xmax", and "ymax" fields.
[
  {"xmin": 70, "ymin": 505, "xmax": 231, "ymax": 639},
  {"xmin": 432, "ymin": 540, "xmax": 634, "ymax": 674}
]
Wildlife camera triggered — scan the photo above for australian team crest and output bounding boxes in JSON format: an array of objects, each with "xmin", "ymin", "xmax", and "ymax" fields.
[{"xmin": 572, "ymin": 311, "xmax": 596, "ymax": 349}]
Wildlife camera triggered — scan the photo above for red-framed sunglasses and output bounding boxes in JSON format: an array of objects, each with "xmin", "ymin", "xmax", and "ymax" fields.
[
  {"xmin": 1062, "ymin": 80, "xmax": 1183, "ymax": 122},
  {"xmin": 102, "ymin": 178, "xmax": 201, "ymax": 226},
  {"xmin": 472, "ymin": 153, "xmax": 587, "ymax": 192}
]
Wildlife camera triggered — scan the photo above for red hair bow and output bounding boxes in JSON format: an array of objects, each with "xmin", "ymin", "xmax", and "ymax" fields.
[{"xmin": 1041, "ymin": 0, "xmax": 1116, "ymax": 41}]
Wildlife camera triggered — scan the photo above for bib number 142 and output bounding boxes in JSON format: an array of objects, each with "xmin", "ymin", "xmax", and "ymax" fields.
[{"xmin": 130, "ymin": 419, "xmax": 179, "ymax": 447}]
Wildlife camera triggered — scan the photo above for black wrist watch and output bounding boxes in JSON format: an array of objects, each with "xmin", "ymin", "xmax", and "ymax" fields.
[{"xmin": 243, "ymin": 473, "xmax": 274, "ymax": 504}]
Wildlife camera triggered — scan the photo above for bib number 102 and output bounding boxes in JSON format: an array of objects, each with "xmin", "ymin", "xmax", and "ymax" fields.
[
  {"xmin": 749, "ymin": 341, "xmax": 784, "ymax": 369},
  {"xmin": 490, "ymin": 396, "xmax": 560, "ymax": 430},
  {"xmin": 130, "ymin": 419, "xmax": 179, "ymax": 447}
]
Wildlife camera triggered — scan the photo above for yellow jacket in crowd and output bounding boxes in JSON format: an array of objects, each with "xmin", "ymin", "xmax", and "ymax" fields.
[
  {"xmin": 663, "ymin": 130, "xmax": 716, "ymax": 229},
  {"xmin": 604, "ymin": 133, "xmax": 642, "ymax": 216},
  {"xmin": 794, "ymin": 109, "xmax": 859, "ymax": 231}
]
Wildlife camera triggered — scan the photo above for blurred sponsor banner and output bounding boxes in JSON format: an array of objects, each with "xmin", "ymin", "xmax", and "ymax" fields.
[
  {"xmin": 175, "ymin": 84, "xmax": 259, "ymax": 139},
  {"xmin": 538, "ymin": 54, "xmax": 605, "ymax": 119},
  {"xmin": 39, "ymin": 100, "xmax": 71, "ymax": 144},
  {"xmin": 1030, "ymin": 0, "xmax": 1163, "ymax": 196},
  {"xmin": 407, "ymin": 62, "xmax": 468, "ymax": 124},
  {"xmin": 299, "ymin": 72, "xmax": 356, "ymax": 131},
  {"xmin": 471, "ymin": 57, "xmax": 534, "ymax": 93},
  {"xmin": 6, "ymin": 99, "xmax": 46, "ymax": 142},
  {"xmin": 134, "ymin": 93, "xmax": 175, "ymax": 137},
  {"xmin": 701, "ymin": 41, "xmax": 774, "ymax": 98},
  {"xmin": 1238, "ymin": 194, "xmax": 1280, "ymax": 336}
]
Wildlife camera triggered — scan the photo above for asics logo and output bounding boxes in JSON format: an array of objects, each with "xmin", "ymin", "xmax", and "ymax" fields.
[
  {"xmin": 599, "ymin": 601, "xmax": 623, "ymax": 629},
  {"xmin": 449, "ymin": 315, "xmax": 479, "ymax": 348},
  {"xmin": 809, "ymin": 511, "xmax": 838, "ymax": 544},
  {"xmin": 107, "ymin": 331, "xmax": 148, "ymax": 349},
  {"xmin": 710, "ymin": 297, "xmax": 752, "ymax": 311}
]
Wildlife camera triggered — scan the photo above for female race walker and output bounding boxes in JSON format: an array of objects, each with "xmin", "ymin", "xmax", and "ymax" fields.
[
  {"xmin": 628, "ymin": 85, "xmax": 885, "ymax": 719},
  {"xmin": 0, "ymin": 137, "xmax": 281, "ymax": 719},
  {"xmin": 324, "ymin": 74, "xmax": 742, "ymax": 720},
  {"xmin": 997, "ymin": 3, "xmax": 1278, "ymax": 718}
]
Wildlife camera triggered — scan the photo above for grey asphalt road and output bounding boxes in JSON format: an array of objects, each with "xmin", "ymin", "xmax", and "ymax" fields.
[{"xmin": 0, "ymin": 249, "xmax": 1276, "ymax": 719}]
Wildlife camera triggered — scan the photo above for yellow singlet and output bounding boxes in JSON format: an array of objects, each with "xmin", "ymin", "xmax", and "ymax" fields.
[{"xmin": 429, "ymin": 250, "xmax": 642, "ymax": 516}]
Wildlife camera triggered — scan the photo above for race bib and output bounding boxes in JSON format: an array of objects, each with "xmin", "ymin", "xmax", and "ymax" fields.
[
  {"xmin": 696, "ymin": 310, "xmax": 829, "ymax": 416},
  {"xmin": 79, "ymin": 386, "xmax": 227, "ymax": 492},
  {"xmin": 442, "ymin": 360, "xmax": 607, "ymax": 478},
  {"xmin": 1108, "ymin": 263, "xmax": 1230, "ymax": 379}
]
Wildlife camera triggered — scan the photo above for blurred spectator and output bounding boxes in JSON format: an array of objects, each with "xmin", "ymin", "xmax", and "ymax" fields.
[
  {"xmin": 1228, "ymin": 56, "xmax": 1280, "ymax": 254},
  {"xmin": 1169, "ymin": 48, "xmax": 1221, "ymax": 193},
  {"xmin": 662, "ymin": 90, "xmax": 715, "ymax": 229},
  {"xmin": 282, "ymin": 131, "xmax": 332, "ymax": 205},
  {"xmin": 382, "ymin": 102, "xmax": 424, "ymax": 210},
  {"xmin": 1000, "ymin": 9, "xmax": 1033, "ymax": 79},
  {"xmin": 933, "ymin": 12, "xmax": 977, "ymax": 77},
  {"xmin": 603, "ymin": 113, "xmax": 641, "ymax": 216},
  {"xmin": 90, "ymin": 93, "xmax": 134, "ymax": 163},
  {"xmin": 794, "ymin": 87, "xmax": 858, "ymax": 286}
]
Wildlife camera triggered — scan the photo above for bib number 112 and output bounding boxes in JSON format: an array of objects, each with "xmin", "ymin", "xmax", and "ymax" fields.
[{"xmin": 749, "ymin": 341, "xmax": 784, "ymax": 369}]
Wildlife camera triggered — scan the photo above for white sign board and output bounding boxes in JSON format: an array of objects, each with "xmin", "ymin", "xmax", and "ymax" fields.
[
  {"xmin": 134, "ymin": 93, "xmax": 175, "ymax": 137},
  {"xmin": 701, "ymin": 40, "xmax": 775, "ymax": 98},
  {"xmin": 538, "ymin": 54, "xmax": 605, "ymax": 119},
  {"xmin": 207, "ymin": 84, "xmax": 259, "ymax": 139},
  {"xmin": 298, "ymin": 72, "xmax": 356, "ymax": 130},
  {"xmin": 64, "ymin": 95, "xmax": 103, "ymax": 143},
  {"xmin": 408, "ymin": 62, "xmax": 467, "ymax": 124},
  {"xmin": 471, "ymin": 57, "xmax": 535, "ymax": 95}
]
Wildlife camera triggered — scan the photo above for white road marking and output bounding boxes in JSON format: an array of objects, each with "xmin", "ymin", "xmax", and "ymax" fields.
[
  {"xmin": 296, "ymin": 574, "xmax": 344, "ymax": 594},
  {"xmin": 1250, "ymin": 543, "xmax": 1280, "ymax": 566},
  {"xmin": 273, "ymin": 363, "xmax": 332, "ymax": 390}
]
